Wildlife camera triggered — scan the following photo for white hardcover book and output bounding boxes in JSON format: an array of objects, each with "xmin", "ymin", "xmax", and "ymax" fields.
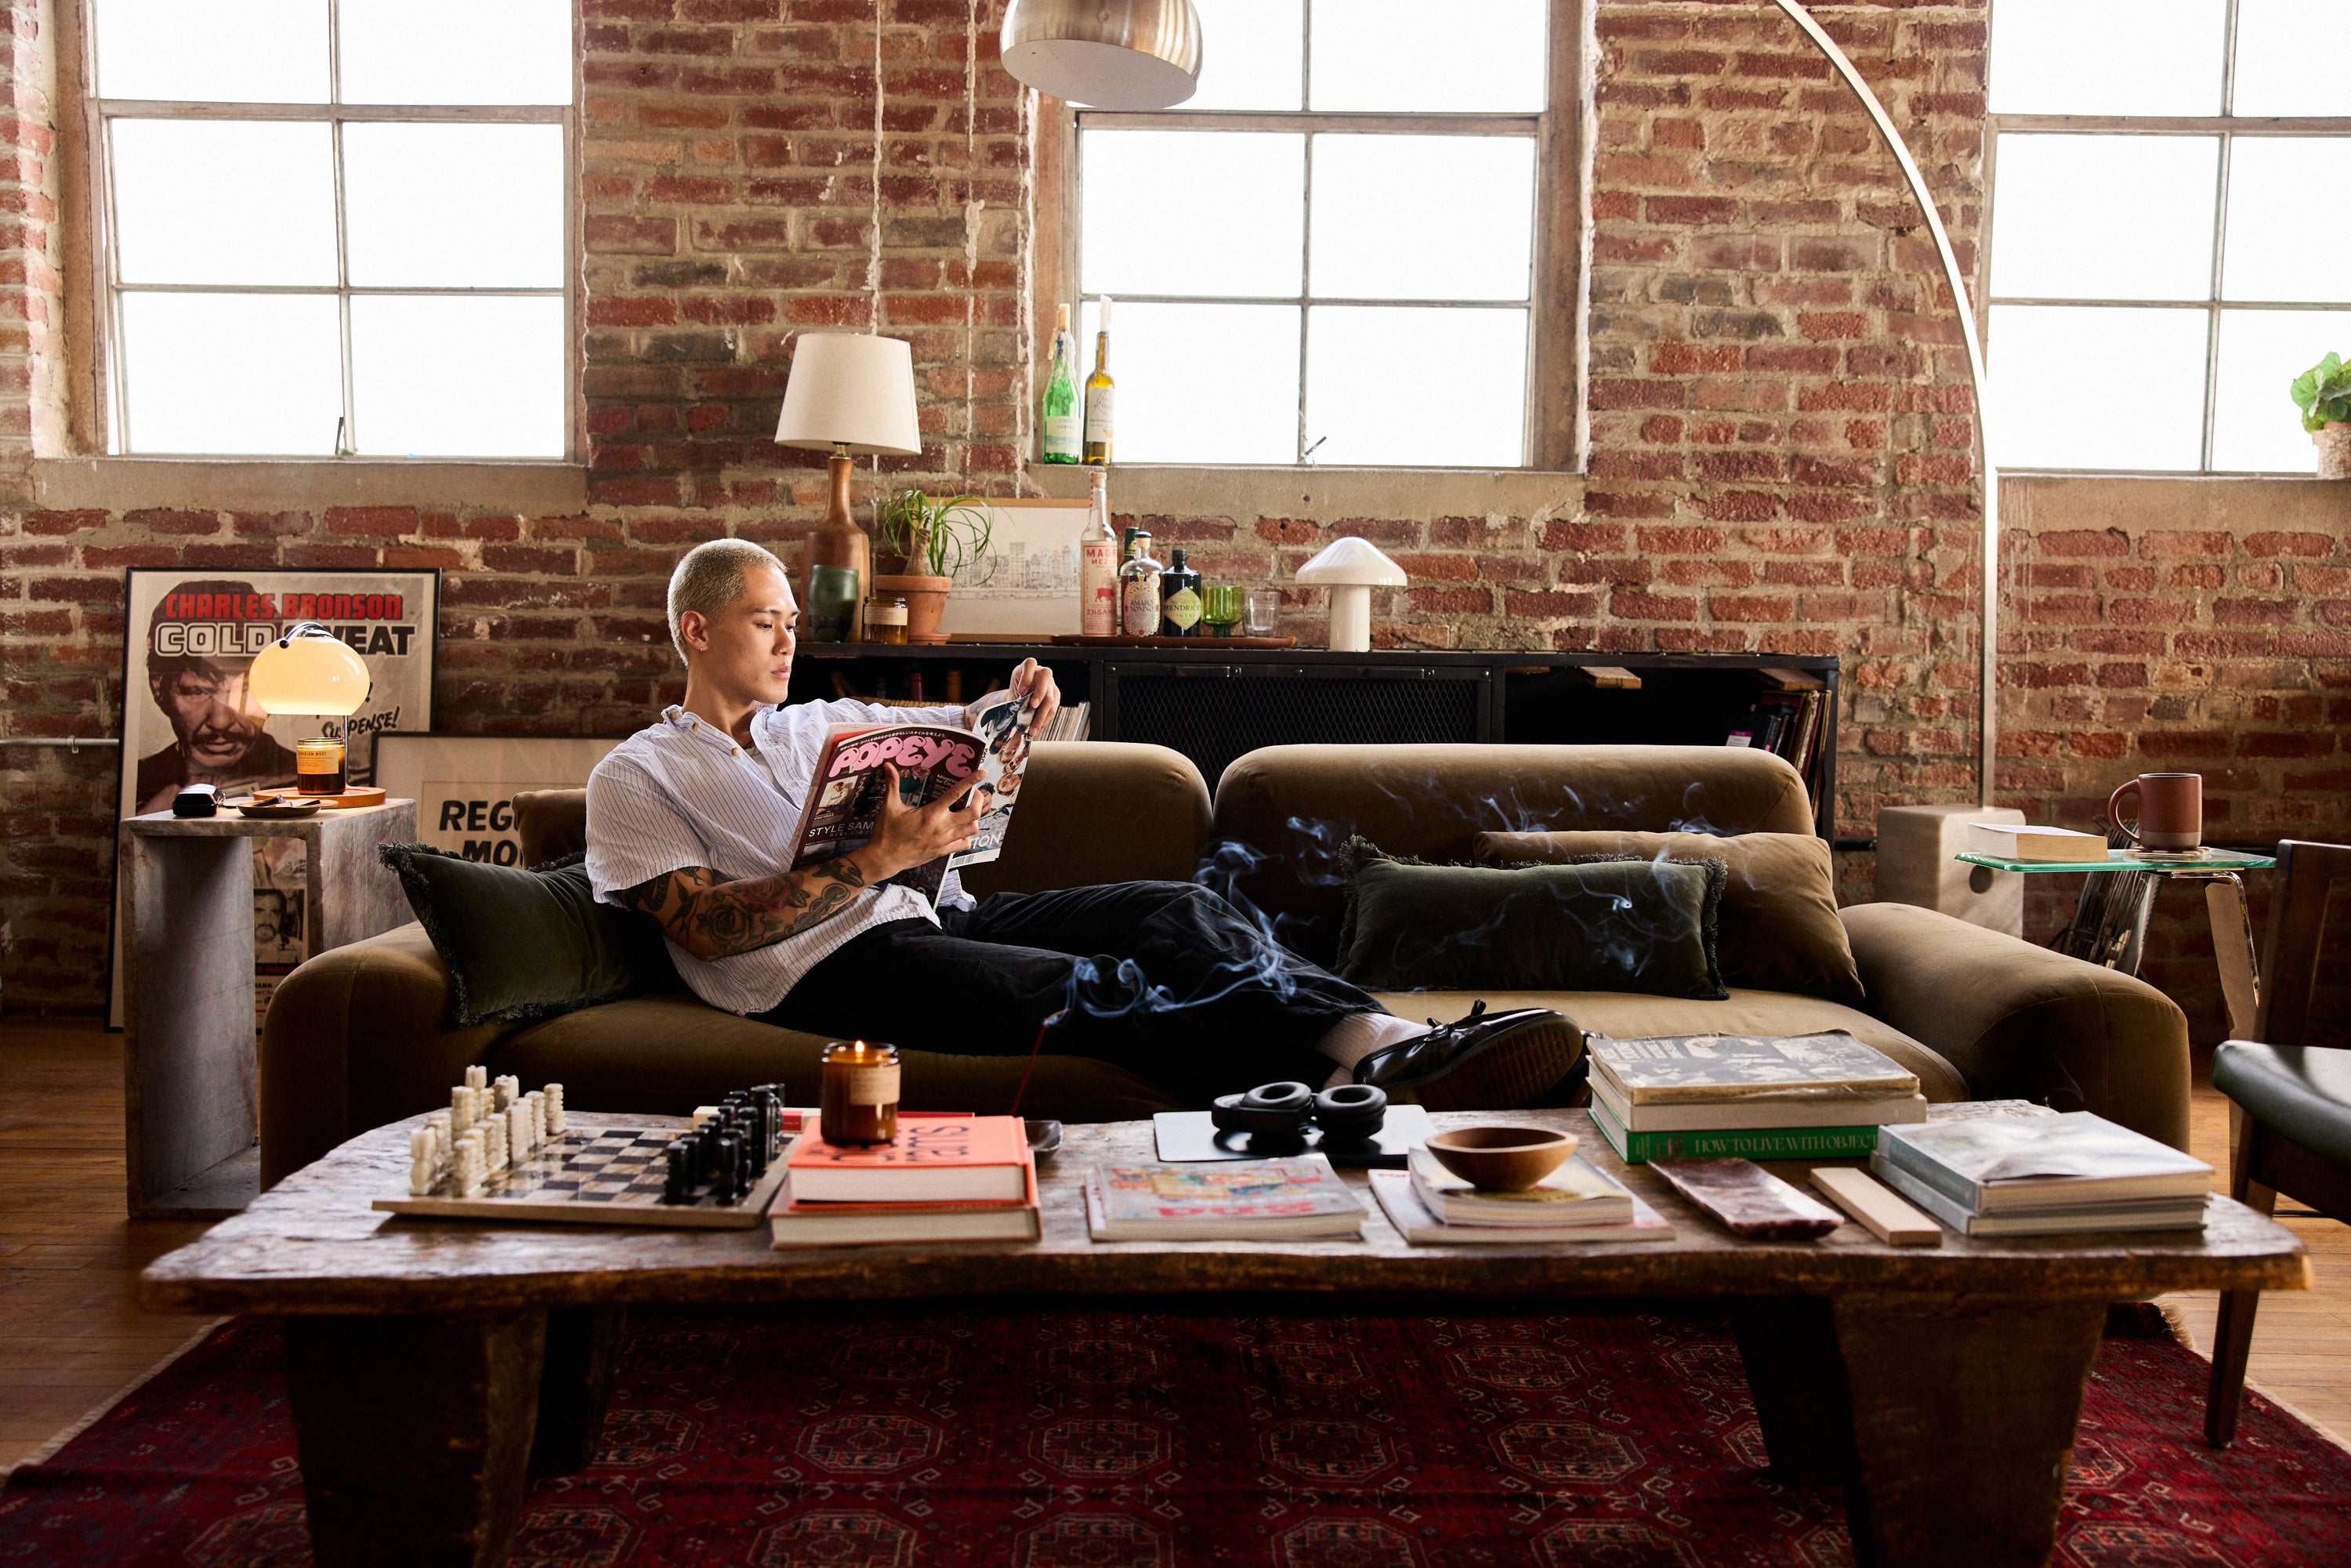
[
  {"xmin": 1406, "ymin": 1149, "xmax": 1633, "ymax": 1228},
  {"xmin": 1876, "ymin": 1112, "xmax": 2212, "ymax": 1212},
  {"xmin": 1870, "ymin": 1157, "xmax": 2207, "ymax": 1237},
  {"xmin": 1588, "ymin": 1031, "xmax": 1919, "ymax": 1106},
  {"xmin": 770, "ymin": 1201, "xmax": 1041, "ymax": 1247},
  {"xmin": 1371, "ymin": 1171, "xmax": 1673, "ymax": 1245},
  {"xmin": 1965, "ymin": 822, "xmax": 2110, "ymax": 863},
  {"xmin": 1592, "ymin": 1075, "xmax": 1928, "ymax": 1133}
]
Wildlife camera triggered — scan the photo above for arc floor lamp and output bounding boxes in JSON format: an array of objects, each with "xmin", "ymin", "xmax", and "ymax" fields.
[{"xmin": 998, "ymin": 0, "xmax": 2000, "ymax": 806}]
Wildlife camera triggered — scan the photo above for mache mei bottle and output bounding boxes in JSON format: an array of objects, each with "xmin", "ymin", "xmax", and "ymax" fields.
[
  {"xmin": 1119, "ymin": 531, "xmax": 1162, "ymax": 637},
  {"xmin": 1158, "ymin": 549, "xmax": 1202, "ymax": 637},
  {"xmin": 1081, "ymin": 466, "xmax": 1119, "ymax": 636}
]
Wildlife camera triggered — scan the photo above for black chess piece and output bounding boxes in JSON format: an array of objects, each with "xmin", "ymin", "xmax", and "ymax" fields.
[{"xmin": 661, "ymin": 1141, "xmax": 691, "ymax": 1204}]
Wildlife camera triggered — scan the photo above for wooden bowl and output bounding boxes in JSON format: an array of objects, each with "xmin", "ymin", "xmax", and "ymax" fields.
[{"xmin": 1423, "ymin": 1125, "xmax": 1578, "ymax": 1193}]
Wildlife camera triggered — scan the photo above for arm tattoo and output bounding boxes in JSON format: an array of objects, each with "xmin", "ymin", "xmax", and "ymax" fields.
[{"xmin": 620, "ymin": 857, "xmax": 870, "ymax": 961}]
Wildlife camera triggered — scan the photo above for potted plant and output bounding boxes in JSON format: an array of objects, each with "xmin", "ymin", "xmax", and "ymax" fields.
[
  {"xmin": 871, "ymin": 487, "xmax": 993, "ymax": 644},
  {"xmin": 2291, "ymin": 351, "xmax": 2351, "ymax": 480}
]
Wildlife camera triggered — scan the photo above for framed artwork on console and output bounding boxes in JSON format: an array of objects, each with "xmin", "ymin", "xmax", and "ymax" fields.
[
  {"xmin": 374, "ymin": 733, "xmax": 622, "ymax": 867},
  {"xmin": 940, "ymin": 498, "xmax": 1094, "ymax": 639}
]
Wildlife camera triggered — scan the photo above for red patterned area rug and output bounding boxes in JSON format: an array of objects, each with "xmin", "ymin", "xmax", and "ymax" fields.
[{"xmin": 2, "ymin": 1302, "xmax": 2346, "ymax": 1566}]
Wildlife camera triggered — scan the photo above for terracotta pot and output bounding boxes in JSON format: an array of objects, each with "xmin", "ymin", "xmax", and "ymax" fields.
[
  {"xmin": 2318, "ymin": 422, "xmax": 2351, "ymax": 481},
  {"xmin": 871, "ymin": 574, "xmax": 953, "ymax": 644}
]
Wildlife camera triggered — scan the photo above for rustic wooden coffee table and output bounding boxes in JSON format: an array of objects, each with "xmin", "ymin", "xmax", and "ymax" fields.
[{"xmin": 141, "ymin": 1110, "xmax": 2309, "ymax": 1568}]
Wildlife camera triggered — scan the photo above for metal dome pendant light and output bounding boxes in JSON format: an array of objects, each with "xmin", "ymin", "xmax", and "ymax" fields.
[{"xmin": 999, "ymin": 0, "xmax": 1203, "ymax": 108}]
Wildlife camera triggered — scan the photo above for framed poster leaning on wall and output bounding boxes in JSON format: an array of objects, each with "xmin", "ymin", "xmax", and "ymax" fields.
[
  {"xmin": 109, "ymin": 567, "xmax": 440, "ymax": 1030},
  {"xmin": 375, "ymin": 733, "xmax": 621, "ymax": 868}
]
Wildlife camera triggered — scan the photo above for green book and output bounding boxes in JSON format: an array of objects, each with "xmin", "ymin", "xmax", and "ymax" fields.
[{"xmin": 1587, "ymin": 1098, "xmax": 1882, "ymax": 1165}]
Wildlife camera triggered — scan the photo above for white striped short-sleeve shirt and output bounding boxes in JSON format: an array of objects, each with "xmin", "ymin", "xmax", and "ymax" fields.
[{"xmin": 585, "ymin": 699, "xmax": 973, "ymax": 1016}]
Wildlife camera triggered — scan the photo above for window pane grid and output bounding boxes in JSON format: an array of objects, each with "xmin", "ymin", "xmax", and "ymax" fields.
[
  {"xmin": 92, "ymin": 0, "xmax": 571, "ymax": 458},
  {"xmin": 1987, "ymin": 2, "xmax": 2351, "ymax": 474},
  {"xmin": 1078, "ymin": 111, "xmax": 1540, "ymax": 464}
]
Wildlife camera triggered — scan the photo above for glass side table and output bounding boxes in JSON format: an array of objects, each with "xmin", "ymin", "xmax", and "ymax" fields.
[{"xmin": 1954, "ymin": 847, "xmax": 2275, "ymax": 1037}]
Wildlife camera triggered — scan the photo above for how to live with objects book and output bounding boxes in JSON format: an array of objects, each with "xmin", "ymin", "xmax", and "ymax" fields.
[
  {"xmin": 783, "ymin": 687, "xmax": 1045, "ymax": 899},
  {"xmin": 785, "ymin": 1114, "xmax": 1033, "ymax": 1204}
]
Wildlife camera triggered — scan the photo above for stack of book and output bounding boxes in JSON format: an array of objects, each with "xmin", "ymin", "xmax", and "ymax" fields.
[
  {"xmin": 1586, "ymin": 1031, "xmax": 1926, "ymax": 1164},
  {"xmin": 1085, "ymin": 1156, "xmax": 1365, "ymax": 1240},
  {"xmin": 1871, "ymin": 1111, "xmax": 2213, "ymax": 1236},
  {"xmin": 770, "ymin": 1113, "xmax": 1040, "ymax": 1247},
  {"xmin": 1368, "ymin": 1147, "xmax": 1672, "ymax": 1244}
]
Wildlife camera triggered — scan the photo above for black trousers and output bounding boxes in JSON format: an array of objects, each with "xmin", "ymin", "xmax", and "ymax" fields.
[{"xmin": 763, "ymin": 880, "xmax": 1384, "ymax": 1106}]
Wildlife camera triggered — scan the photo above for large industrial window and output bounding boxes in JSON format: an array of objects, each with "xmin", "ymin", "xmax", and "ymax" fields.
[
  {"xmin": 1068, "ymin": 0, "xmax": 1578, "ymax": 469},
  {"xmin": 1986, "ymin": 0, "xmax": 2351, "ymax": 473},
  {"xmin": 85, "ymin": 0, "xmax": 574, "ymax": 458}
]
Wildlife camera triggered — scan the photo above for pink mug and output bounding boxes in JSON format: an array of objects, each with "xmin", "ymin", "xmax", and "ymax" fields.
[{"xmin": 2107, "ymin": 773, "xmax": 2202, "ymax": 851}]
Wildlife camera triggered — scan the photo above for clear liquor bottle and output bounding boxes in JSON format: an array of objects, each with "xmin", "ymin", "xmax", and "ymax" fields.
[
  {"xmin": 1118, "ymin": 528, "xmax": 1161, "ymax": 637},
  {"xmin": 1080, "ymin": 467, "xmax": 1119, "ymax": 636},
  {"xmin": 1041, "ymin": 304, "xmax": 1081, "ymax": 464},
  {"xmin": 1083, "ymin": 295, "xmax": 1114, "ymax": 465}
]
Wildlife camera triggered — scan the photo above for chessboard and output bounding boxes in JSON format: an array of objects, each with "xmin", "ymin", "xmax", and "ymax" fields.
[{"xmin": 375, "ymin": 1117, "xmax": 792, "ymax": 1229}]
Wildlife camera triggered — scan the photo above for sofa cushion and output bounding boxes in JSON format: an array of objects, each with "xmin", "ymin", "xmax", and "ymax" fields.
[
  {"xmin": 378, "ymin": 843, "xmax": 679, "ymax": 1028},
  {"xmin": 1335, "ymin": 838, "xmax": 1728, "ymax": 999},
  {"xmin": 1475, "ymin": 829, "xmax": 1864, "ymax": 1006},
  {"xmin": 492, "ymin": 992, "xmax": 1184, "ymax": 1124},
  {"xmin": 1374, "ymin": 987, "xmax": 1971, "ymax": 1104},
  {"xmin": 1211, "ymin": 744, "xmax": 1818, "ymax": 967}
]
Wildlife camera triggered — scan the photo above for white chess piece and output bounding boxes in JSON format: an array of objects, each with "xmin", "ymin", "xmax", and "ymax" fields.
[
  {"xmin": 494, "ymin": 1074, "xmax": 520, "ymax": 1112},
  {"xmin": 483, "ymin": 1115, "xmax": 508, "ymax": 1174},
  {"xmin": 544, "ymin": 1083, "xmax": 567, "ymax": 1135},
  {"xmin": 524, "ymin": 1091, "xmax": 546, "ymax": 1149},
  {"xmin": 508, "ymin": 1101, "xmax": 533, "ymax": 1161},
  {"xmin": 450, "ymin": 1086, "xmax": 474, "ymax": 1136},
  {"xmin": 465, "ymin": 1064, "xmax": 488, "ymax": 1092},
  {"xmin": 408, "ymin": 1126, "xmax": 438, "ymax": 1196},
  {"xmin": 455, "ymin": 1131, "xmax": 485, "ymax": 1197}
]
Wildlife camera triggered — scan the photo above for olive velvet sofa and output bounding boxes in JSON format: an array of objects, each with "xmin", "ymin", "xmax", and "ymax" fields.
[{"xmin": 257, "ymin": 742, "xmax": 2190, "ymax": 1185}]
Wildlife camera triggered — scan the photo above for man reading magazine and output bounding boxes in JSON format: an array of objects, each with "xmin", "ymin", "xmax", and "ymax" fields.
[{"xmin": 585, "ymin": 538, "xmax": 1584, "ymax": 1109}]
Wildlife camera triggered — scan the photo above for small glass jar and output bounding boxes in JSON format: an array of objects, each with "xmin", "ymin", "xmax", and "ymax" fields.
[
  {"xmin": 295, "ymin": 737, "xmax": 346, "ymax": 795},
  {"xmin": 866, "ymin": 596, "xmax": 909, "ymax": 645},
  {"xmin": 820, "ymin": 1039, "xmax": 900, "ymax": 1146},
  {"xmin": 1244, "ymin": 588, "xmax": 1281, "ymax": 637}
]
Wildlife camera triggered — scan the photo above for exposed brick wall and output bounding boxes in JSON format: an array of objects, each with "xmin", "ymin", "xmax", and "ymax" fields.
[{"xmin": 1, "ymin": 0, "xmax": 2343, "ymax": 1038}]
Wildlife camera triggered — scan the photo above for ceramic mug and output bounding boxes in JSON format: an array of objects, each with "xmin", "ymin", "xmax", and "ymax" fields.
[{"xmin": 2107, "ymin": 773, "xmax": 2202, "ymax": 851}]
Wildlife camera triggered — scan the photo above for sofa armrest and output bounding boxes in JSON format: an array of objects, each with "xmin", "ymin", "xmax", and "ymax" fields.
[
  {"xmin": 259, "ymin": 921, "xmax": 510, "ymax": 1188},
  {"xmin": 1840, "ymin": 902, "xmax": 2191, "ymax": 1150}
]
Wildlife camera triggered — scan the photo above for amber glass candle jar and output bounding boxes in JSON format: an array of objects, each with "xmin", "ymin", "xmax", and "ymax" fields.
[
  {"xmin": 295, "ymin": 737, "xmax": 346, "ymax": 795},
  {"xmin": 820, "ymin": 1039, "xmax": 900, "ymax": 1146}
]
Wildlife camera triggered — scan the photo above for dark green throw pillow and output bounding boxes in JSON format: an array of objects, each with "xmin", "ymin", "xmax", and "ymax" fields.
[
  {"xmin": 379, "ymin": 844, "xmax": 679, "ymax": 1027},
  {"xmin": 1333, "ymin": 838, "xmax": 1729, "ymax": 999}
]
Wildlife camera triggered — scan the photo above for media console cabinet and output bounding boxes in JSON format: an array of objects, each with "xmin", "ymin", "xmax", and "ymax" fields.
[{"xmin": 791, "ymin": 645, "xmax": 1840, "ymax": 839}]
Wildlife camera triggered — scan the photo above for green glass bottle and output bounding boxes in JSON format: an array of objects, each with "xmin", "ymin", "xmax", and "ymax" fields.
[
  {"xmin": 1041, "ymin": 303, "xmax": 1080, "ymax": 464},
  {"xmin": 1159, "ymin": 549, "xmax": 1202, "ymax": 637}
]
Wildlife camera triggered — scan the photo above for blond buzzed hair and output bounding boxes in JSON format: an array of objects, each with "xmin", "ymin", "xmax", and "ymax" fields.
[{"xmin": 667, "ymin": 538, "xmax": 788, "ymax": 662}]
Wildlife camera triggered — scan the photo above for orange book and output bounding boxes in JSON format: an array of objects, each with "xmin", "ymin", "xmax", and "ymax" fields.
[{"xmin": 787, "ymin": 1114, "xmax": 1032, "ymax": 1204}]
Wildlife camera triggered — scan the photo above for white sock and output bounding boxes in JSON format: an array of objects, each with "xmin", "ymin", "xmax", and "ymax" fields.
[{"xmin": 1313, "ymin": 1012, "xmax": 1430, "ymax": 1088}]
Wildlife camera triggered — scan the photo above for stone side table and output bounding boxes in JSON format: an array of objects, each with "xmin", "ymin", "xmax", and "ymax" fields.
[{"xmin": 117, "ymin": 800, "xmax": 416, "ymax": 1219}]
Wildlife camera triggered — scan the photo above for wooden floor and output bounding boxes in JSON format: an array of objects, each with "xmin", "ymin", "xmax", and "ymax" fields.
[{"xmin": 0, "ymin": 1016, "xmax": 2346, "ymax": 1469}]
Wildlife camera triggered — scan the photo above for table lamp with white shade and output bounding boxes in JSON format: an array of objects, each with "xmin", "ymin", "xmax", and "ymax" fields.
[
  {"xmin": 774, "ymin": 332, "xmax": 923, "ymax": 643},
  {"xmin": 1294, "ymin": 537, "xmax": 1407, "ymax": 653}
]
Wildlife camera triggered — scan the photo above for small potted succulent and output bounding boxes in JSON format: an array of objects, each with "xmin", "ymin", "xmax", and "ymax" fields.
[
  {"xmin": 872, "ymin": 487, "xmax": 993, "ymax": 643},
  {"xmin": 2291, "ymin": 352, "xmax": 2351, "ymax": 480}
]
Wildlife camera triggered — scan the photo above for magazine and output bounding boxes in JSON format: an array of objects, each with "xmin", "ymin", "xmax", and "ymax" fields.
[{"xmin": 781, "ymin": 687, "xmax": 1045, "ymax": 898}]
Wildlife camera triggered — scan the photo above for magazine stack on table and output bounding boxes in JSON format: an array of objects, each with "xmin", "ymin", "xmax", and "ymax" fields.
[
  {"xmin": 1368, "ymin": 1148, "xmax": 1674, "ymax": 1245},
  {"xmin": 1585, "ymin": 1031, "xmax": 1927, "ymax": 1164},
  {"xmin": 1085, "ymin": 1156, "xmax": 1367, "ymax": 1240},
  {"xmin": 1870, "ymin": 1112, "xmax": 2214, "ymax": 1237},
  {"xmin": 770, "ymin": 1114, "xmax": 1040, "ymax": 1246}
]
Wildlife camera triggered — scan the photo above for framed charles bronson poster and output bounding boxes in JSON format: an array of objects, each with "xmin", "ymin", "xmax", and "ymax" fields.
[{"xmin": 107, "ymin": 567, "xmax": 440, "ymax": 1030}]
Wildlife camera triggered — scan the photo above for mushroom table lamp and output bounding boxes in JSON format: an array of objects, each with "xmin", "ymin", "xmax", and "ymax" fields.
[
  {"xmin": 250, "ymin": 623, "xmax": 371, "ymax": 716},
  {"xmin": 775, "ymin": 332, "xmax": 924, "ymax": 642},
  {"xmin": 1294, "ymin": 538, "xmax": 1407, "ymax": 653}
]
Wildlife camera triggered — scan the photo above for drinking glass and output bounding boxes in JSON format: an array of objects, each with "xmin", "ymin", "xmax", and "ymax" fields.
[
  {"xmin": 1202, "ymin": 584, "xmax": 1246, "ymax": 636},
  {"xmin": 1244, "ymin": 588, "xmax": 1281, "ymax": 636}
]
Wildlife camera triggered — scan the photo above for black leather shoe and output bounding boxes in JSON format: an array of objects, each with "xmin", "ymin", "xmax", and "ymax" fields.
[{"xmin": 1352, "ymin": 1001, "xmax": 1586, "ymax": 1111}]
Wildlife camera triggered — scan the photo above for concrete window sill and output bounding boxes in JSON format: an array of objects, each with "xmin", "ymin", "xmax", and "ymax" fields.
[
  {"xmin": 30, "ymin": 457, "xmax": 590, "ymax": 514},
  {"xmin": 1023, "ymin": 462, "xmax": 1583, "ymax": 513}
]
